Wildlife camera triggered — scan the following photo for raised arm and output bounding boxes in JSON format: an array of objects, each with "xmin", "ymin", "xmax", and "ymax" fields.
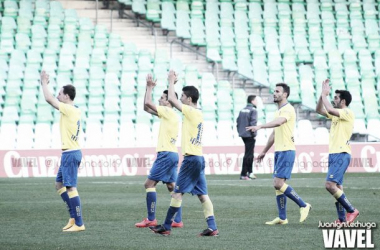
[
  {"xmin": 246, "ymin": 117, "xmax": 287, "ymax": 133},
  {"xmin": 256, "ymin": 131, "xmax": 274, "ymax": 163},
  {"xmin": 40, "ymin": 71, "xmax": 60, "ymax": 110},
  {"xmin": 316, "ymin": 96, "xmax": 328, "ymax": 117},
  {"xmin": 143, "ymin": 74, "xmax": 158, "ymax": 116},
  {"xmin": 315, "ymin": 79, "xmax": 329, "ymax": 117},
  {"xmin": 321, "ymin": 79, "xmax": 340, "ymax": 117},
  {"xmin": 167, "ymin": 70, "xmax": 182, "ymax": 112}
]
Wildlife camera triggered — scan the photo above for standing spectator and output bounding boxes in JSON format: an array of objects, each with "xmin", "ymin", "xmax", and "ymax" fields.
[{"xmin": 236, "ymin": 95, "xmax": 258, "ymax": 180}]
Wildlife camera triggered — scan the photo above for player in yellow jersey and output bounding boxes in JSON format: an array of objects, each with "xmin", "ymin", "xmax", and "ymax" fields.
[
  {"xmin": 40, "ymin": 71, "xmax": 84, "ymax": 232},
  {"xmin": 150, "ymin": 70, "xmax": 219, "ymax": 236},
  {"xmin": 247, "ymin": 83, "xmax": 311, "ymax": 225},
  {"xmin": 135, "ymin": 74, "xmax": 183, "ymax": 228},
  {"xmin": 316, "ymin": 79, "xmax": 359, "ymax": 224}
]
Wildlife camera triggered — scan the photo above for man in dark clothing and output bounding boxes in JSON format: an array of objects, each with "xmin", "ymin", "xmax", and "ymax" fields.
[{"xmin": 236, "ymin": 95, "xmax": 258, "ymax": 180}]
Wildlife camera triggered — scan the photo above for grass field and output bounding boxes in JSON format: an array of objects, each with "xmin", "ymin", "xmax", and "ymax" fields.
[{"xmin": 0, "ymin": 173, "xmax": 379, "ymax": 250}]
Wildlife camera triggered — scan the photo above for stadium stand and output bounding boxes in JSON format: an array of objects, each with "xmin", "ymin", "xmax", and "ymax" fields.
[{"xmin": 0, "ymin": 0, "xmax": 379, "ymax": 149}]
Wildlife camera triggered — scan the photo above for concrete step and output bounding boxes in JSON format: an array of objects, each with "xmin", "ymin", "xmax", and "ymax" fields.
[
  {"xmin": 65, "ymin": 3, "xmax": 266, "ymax": 97},
  {"xmin": 76, "ymin": 9, "xmax": 120, "ymax": 19}
]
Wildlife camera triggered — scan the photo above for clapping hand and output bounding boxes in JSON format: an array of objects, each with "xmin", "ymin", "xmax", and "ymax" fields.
[
  {"xmin": 40, "ymin": 71, "xmax": 50, "ymax": 85},
  {"xmin": 146, "ymin": 74, "xmax": 157, "ymax": 88},
  {"xmin": 168, "ymin": 70, "xmax": 178, "ymax": 84},
  {"xmin": 321, "ymin": 79, "xmax": 330, "ymax": 96}
]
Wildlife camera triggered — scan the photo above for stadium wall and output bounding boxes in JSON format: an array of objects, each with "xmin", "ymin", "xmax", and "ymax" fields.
[{"xmin": 1, "ymin": 143, "xmax": 379, "ymax": 178}]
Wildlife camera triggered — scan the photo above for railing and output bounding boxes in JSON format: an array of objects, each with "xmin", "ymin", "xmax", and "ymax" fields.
[
  {"xmin": 95, "ymin": 0, "xmax": 99, "ymax": 25},
  {"xmin": 119, "ymin": 10, "xmax": 158, "ymax": 53},
  {"xmin": 110, "ymin": 8, "xmax": 114, "ymax": 32}
]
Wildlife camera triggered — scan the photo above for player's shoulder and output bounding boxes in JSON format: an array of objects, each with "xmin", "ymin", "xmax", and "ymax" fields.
[
  {"xmin": 280, "ymin": 103, "xmax": 296, "ymax": 114},
  {"xmin": 344, "ymin": 107, "xmax": 353, "ymax": 115},
  {"xmin": 183, "ymin": 104, "xmax": 201, "ymax": 114},
  {"xmin": 286, "ymin": 103, "xmax": 295, "ymax": 112},
  {"xmin": 342, "ymin": 108, "xmax": 355, "ymax": 119},
  {"xmin": 165, "ymin": 106, "xmax": 177, "ymax": 116},
  {"xmin": 60, "ymin": 103, "xmax": 81, "ymax": 112},
  {"xmin": 158, "ymin": 106, "xmax": 177, "ymax": 117}
]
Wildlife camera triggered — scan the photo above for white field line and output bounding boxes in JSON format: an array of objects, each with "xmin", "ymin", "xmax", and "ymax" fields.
[{"xmin": 1, "ymin": 176, "xmax": 379, "ymax": 191}]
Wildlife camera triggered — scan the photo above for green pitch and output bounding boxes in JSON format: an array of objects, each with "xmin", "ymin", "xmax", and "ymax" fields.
[{"xmin": 1, "ymin": 173, "xmax": 379, "ymax": 250}]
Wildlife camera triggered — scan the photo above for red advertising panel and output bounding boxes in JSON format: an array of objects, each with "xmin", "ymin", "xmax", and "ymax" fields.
[{"xmin": 0, "ymin": 143, "xmax": 379, "ymax": 178}]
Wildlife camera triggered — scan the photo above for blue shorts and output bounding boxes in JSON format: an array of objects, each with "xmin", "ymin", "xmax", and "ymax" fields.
[
  {"xmin": 148, "ymin": 151, "xmax": 179, "ymax": 183},
  {"xmin": 273, "ymin": 150, "xmax": 296, "ymax": 180},
  {"xmin": 174, "ymin": 155, "xmax": 208, "ymax": 195},
  {"xmin": 326, "ymin": 153, "xmax": 351, "ymax": 185},
  {"xmin": 56, "ymin": 150, "xmax": 82, "ymax": 187}
]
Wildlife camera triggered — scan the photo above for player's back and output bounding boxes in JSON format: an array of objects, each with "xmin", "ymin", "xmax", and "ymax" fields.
[
  {"xmin": 181, "ymin": 105, "xmax": 203, "ymax": 156},
  {"xmin": 59, "ymin": 103, "xmax": 81, "ymax": 150},
  {"xmin": 327, "ymin": 108, "xmax": 354, "ymax": 154},
  {"xmin": 156, "ymin": 106, "xmax": 179, "ymax": 153}
]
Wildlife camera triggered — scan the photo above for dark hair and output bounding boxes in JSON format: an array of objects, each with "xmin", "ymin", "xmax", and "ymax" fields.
[
  {"xmin": 63, "ymin": 85, "xmax": 76, "ymax": 100},
  {"xmin": 335, "ymin": 90, "xmax": 352, "ymax": 106},
  {"xmin": 163, "ymin": 90, "xmax": 178, "ymax": 100},
  {"xmin": 182, "ymin": 86, "xmax": 199, "ymax": 104},
  {"xmin": 276, "ymin": 83, "xmax": 290, "ymax": 98},
  {"xmin": 247, "ymin": 95, "xmax": 256, "ymax": 104}
]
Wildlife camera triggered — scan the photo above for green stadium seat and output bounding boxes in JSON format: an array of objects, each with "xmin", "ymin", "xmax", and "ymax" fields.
[
  {"xmin": 190, "ymin": 18, "xmax": 206, "ymax": 46},
  {"xmin": 15, "ymin": 33, "xmax": 31, "ymax": 52},
  {"xmin": 176, "ymin": 0, "xmax": 189, "ymax": 12},
  {"xmin": 35, "ymin": 0, "xmax": 49, "ymax": 18},
  {"xmin": 176, "ymin": 10, "xmax": 191, "ymax": 39},
  {"xmin": 161, "ymin": 2, "xmax": 176, "ymax": 31},
  {"xmin": 64, "ymin": 9, "xmax": 78, "ymax": 24},
  {"xmin": 37, "ymin": 104, "xmax": 54, "ymax": 123},
  {"xmin": 4, "ymin": 0, "xmax": 18, "ymax": 18},
  {"xmin": 146, "ymin": 0, "xmax": 161, "ymax": 22},
  {"xmin": 206, "ymin": 41, "xmax": 221, "ymax": 62}
]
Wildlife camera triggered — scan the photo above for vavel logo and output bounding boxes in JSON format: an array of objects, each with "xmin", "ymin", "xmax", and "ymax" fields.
[{"xmin": 319, "ymin": 221, "xmax": 376, "ymax": 249}]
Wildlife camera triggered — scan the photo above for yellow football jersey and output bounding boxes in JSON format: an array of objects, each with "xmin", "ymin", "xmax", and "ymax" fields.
[
  {"xmin": 274, "ymin": 103, "xmax": 296, "ymax": 152},
  {"xmin": 156, "ymin": 106, "xmax": 179, "ymax": 152},
  {"xmin": 326, "ymin": 108, "xmax": 354, "ymax": 154},
  {"xmin": 181, "ymin": 105, "xmax": 203, "ymax": 156},
  {"xmin": 59, "ymin": 102, "xmax": 81, "ymax": 150}
]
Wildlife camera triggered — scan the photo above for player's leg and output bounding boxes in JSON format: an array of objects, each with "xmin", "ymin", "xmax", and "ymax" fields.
[
  {"xmin": 266, "ymin": 152, "xmax": 288, "ymax": 225},
  {"xmin": 246, "ymin": 137, "xmax": 256, "ymax": 179},
  {"xmin": 135, "ymin": 178, "xmax": 158, "ymax": 227},
  {"xmin": 56, "ymin": 166, "xmax": 75, "ymax": 230},
  {"xmin": 139, "ymin": 152, "xmax": 178, "ymax": 227},
  {"xmin": 326, "ymin": 153, "xmax": 359, "ymax": 224},
  {"xmin": 240, "ymin": 138, "xmax": 250, "ymax": 179},
  {"xmin": 273, "ymin": 151, "xmax": 311, "ymax": 223},
  {"xmin": 197, "ymin": 194, "xmax": 218, "ymax": 236},
  {"xmin": 166, "ymin": 182, "xmax": 183, "ymax": 227},
  {"xmin": 150, "ymin": 155, "xmax": 188, "ymax": 235},
  {"xmin": 191, "ymin": 156, "xmax": 218, "ymax": 236},
  {"xmin": 334, "ymin": 185, "xmax": 346, "ymax": 223},
  {"xmin": 265, "ymin": 177, "xmax": 289, "ymax": 225},
  {"xmin": 150, "ymin": 192, "xmax": 183, "ymax": 235},
  {"xmin": 63, "ymin": 151, "xmax": 85, "ymax": 232},
  {"xmin": 165, "ymin": 153, "xmax": 183, "ymax": 227},
  {"xmin": 160, "ymin": 159, "xmax": 187, "ymax": 232},
  {"xmin": 273, "ymin": 178, "xmax": 287, "ymax": 222}
]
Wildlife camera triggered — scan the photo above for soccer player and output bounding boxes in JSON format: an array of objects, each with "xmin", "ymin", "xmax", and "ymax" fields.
[
  {"xmin": 40, "ymin": 71, "xmax": 84, "ymax": 232},
  {"xmin": 246, "ymin": 83, "xmax": 311, "ymax": 225},
  {"xmin": 135, "ymin": 74, "xmax": 183, "ymax": 228},
  {"xmin": 316, "ymin": 79, "xmax": 359, "ymax": 224},
  {"xmin": 149, "ymin": 70, "xmax": 219, "ymax": 236}
]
